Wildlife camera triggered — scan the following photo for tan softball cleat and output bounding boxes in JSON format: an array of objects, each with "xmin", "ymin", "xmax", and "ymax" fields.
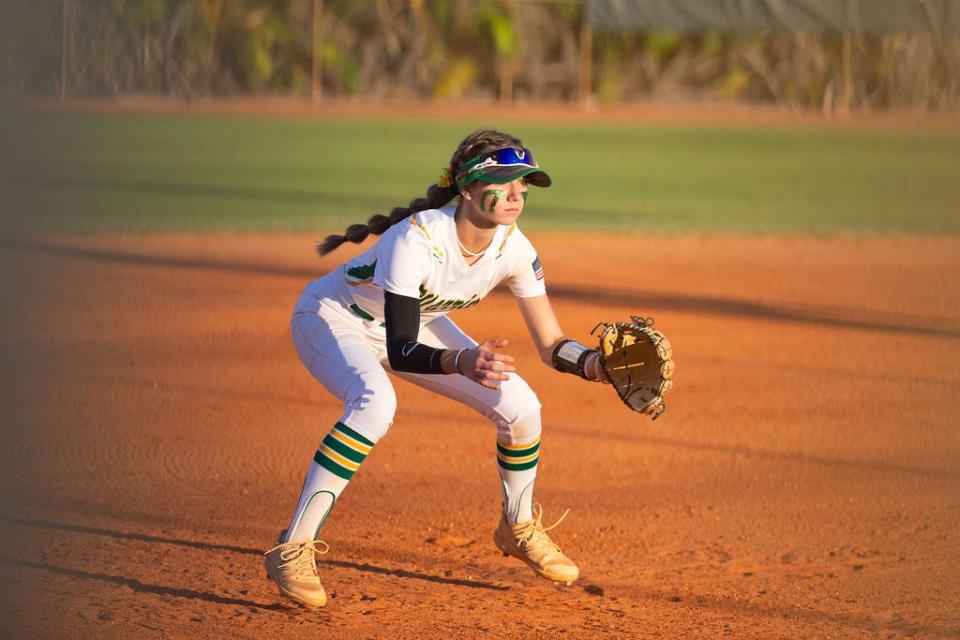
[
  {"xmin": 493, "ymin": 505, "xmax": 580, "ymax": 585},
  {"xmin": 263, "ymin": 535, "xmax": 330, "ymax": 609}
]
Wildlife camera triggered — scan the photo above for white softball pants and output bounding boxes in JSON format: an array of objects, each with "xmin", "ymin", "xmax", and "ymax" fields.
[{"xmin": 291, "ymin": 288, "xmax": 543, "ymax": 446}]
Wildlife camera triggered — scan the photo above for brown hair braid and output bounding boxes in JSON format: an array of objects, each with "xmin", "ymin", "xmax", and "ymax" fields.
[{"xmin": 316, "ymin": 129, "xmax": 524, "ymax": 256}]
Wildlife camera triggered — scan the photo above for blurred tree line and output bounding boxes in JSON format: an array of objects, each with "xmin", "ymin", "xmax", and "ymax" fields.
[{"xmin": 3, "ymin": 0, "xmax": 959, "ymax": 111}]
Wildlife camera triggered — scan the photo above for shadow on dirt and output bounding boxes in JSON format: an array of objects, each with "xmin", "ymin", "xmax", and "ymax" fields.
[
  {"xmin": 0, "ymin": 556, "xmax": 288, "ymax": 611},
  {"xmin": 8, "ymin": 238, "xmax": 959, "ymax": 340},
  {"xmin": 0, "ymin": 515, "xmax": 507, "ymax": 592},
  {"xmin": 0, "ymin": 515, "xmax": 262, "ymax": 554},
  {"xmin": 547, "ymin": 283, "xmax": 960, "ymax": 341},
  {"xmin": 321, "ymin": 559, "xmax": 507, "ymax": 591},
  {"xmin": 6, "ymin": 238, "xmax": 318, "ymax": 278}
]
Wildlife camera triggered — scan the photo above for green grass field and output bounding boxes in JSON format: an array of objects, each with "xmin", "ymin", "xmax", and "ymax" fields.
[{"xmin": 2, "ymin": 109, "xmax": 958, "ymax": 234}]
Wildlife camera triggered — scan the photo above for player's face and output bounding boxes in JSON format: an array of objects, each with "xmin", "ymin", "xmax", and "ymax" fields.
[{"xmin": 463, "ymin": 178, "xmax": 529, "ymax": 227}]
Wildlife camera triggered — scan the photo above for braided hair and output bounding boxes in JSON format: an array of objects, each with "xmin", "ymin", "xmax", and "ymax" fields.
[{"xmin": 316, "ymin": 129, "xmax": 524, "ymax": 256}]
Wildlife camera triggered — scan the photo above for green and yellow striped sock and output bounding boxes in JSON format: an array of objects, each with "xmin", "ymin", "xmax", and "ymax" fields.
[
  {"xmin": 497, "ymin": 436, "xmax": 540, "ymax": 524},
  {"xmin": 314, "ymin": 421, "xmax": 375, "ymax": 480},
  {"xmin": 286, "ymin": 422, "xmax": 377, "ymax": 543},
  {"xmin": 497, "ymin": 436, "xmax": 540, "ymax": 471}
]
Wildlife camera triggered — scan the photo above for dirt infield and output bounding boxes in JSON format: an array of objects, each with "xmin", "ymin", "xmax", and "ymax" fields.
[{"xmin": 1, "ymin": 232, "xmax": 958, "ymax": 639}]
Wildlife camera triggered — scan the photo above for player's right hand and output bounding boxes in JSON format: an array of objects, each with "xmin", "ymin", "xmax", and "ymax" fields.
[{"xmin": 458, "ymin": 339, "xmax": 516, "ymax": 389}]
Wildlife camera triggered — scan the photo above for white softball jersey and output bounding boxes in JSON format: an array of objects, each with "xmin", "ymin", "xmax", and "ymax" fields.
[
  {"xmin": 284, "ymin": 207, "xmax": 550, "ymax": 549},
  {"xmin": 310, "ymin": 205, "xmax": 546, "ymax": 330}
]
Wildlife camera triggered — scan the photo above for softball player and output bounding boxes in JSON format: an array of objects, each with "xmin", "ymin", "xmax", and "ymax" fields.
[{"xmin": 265, "ymin": 129, "xmax": 609, "ymax": 609}]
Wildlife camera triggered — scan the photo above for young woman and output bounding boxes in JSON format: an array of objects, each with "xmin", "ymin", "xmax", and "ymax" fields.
[{"xmin": 265, "ymin": 129, "xmax": 609, "ymax": 609}]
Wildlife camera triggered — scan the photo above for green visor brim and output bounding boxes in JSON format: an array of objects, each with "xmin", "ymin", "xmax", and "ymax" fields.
[{"xmin": 472, "ymin": 166, "xmax": 552, "ymax": 188}]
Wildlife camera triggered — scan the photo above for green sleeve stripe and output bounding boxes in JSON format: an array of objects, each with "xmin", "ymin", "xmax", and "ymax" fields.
[
  {"xmin": 314, "ymin": 449, "xmax": 356, "ymax": 480},
  {"xmin": 334, "ymin": 422, "xmax": 376, "ymax": 447},
  {"xmin": 497, "ymin": 458, "xmax": 539, "ymax": 472},
  {"xmin": 346, "ymin": 260, "xmax": 377, "ymax": 280},
  {"xmin": 496, "ymin": 441, "xmax": 540, "ymax": 458}
]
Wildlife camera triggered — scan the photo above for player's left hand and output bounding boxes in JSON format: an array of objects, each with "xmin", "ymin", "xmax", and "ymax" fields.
[{"xmin": 458, "ymin": 339, "xmax": 517, "ymax": 389}]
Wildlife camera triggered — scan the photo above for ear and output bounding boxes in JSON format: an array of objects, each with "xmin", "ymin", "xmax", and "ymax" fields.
[{"xmin": 461, "ymin": 190, "xmax": 472, "ymax": 201}]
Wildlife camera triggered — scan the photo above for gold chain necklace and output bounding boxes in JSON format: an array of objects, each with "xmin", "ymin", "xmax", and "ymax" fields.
[{"xmin": 457, "ymin": 235, "xmax": 492, "ymax": 257}]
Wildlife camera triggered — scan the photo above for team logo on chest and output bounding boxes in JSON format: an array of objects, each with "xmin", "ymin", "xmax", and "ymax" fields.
[{"xmin": 418, "ymin": 285, "xmax": 481, "ymax": 312}]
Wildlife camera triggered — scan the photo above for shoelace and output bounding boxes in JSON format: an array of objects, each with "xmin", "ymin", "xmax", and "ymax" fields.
[
  {"xmin": 264, "ymin": 539, "xmax": 330, "ymax": 580},
  {"xmin": 516, "ymin": 504, "xmax": 570, "ymax": 557}
]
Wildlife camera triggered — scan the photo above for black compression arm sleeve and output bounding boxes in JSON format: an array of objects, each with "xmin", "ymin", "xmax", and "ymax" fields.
[{"xmin": 383, "ymin": 291, "xmax": 447, "ymax": 374}]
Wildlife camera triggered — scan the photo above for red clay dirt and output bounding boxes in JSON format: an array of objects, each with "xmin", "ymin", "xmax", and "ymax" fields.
[{"xmin": 1, "ymin": 232, "xmax": 958, "ymax": 639}]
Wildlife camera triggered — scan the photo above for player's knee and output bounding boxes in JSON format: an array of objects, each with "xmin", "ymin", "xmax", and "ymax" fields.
[
  {"xmin": 490, "ymin": 378, "xmax": 542, "ymax": 442},
  {"xmin": 502, "ymin": 380, "xmax": 541, "ymax": 423},
  {"xmin": 498, "ymin": 408, "xmax": 542, "ymax": 445},
  {"xmin": 340, "ymin": 377, "xmax": 397, "ymax": 443}
]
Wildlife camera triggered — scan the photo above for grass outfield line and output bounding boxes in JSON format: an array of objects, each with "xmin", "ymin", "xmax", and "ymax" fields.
[{"xmin": 2, "ymin": 110, "xmax": 958, "ymax": 234}]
